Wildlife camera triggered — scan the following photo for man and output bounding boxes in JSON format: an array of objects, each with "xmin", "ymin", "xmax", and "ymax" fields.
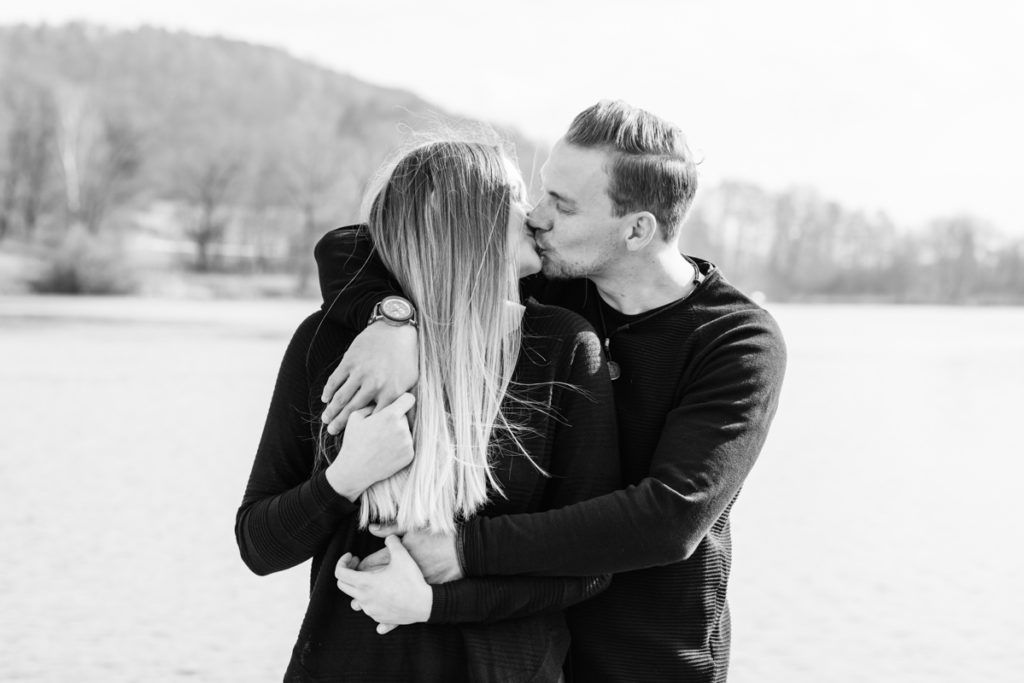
[{"xmin": 315, "ymin": 101, "xmax": 786, "ymax": 682}]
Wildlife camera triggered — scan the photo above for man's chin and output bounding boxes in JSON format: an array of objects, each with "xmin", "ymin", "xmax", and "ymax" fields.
[{"xmin": 540, "ymin": 260, "xmax": 575, "ymax": 280}]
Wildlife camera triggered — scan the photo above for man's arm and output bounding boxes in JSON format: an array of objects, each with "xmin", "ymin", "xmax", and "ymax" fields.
[
  {"xmin": 427, "ymin": 575, "xmax": 609, "ymax": 624},
  {"xmin": 315, "ymin": 225, "xmax": 403, "ymax": 330},
  {"xmin": 314, "ymin": 226, "xmax": 419, "ymax": 432},
  {"xmin": 432, "ymin": 323, "xmax": 622, "ymax": 617},
  {"xmin": 315, "ymin": 224, "xmax": 557, "ymax": 323},
  {"xmin": 336, "ymin": 535, "xmax": 610, "ymax": 629},
  {"xmin": 461, "ymin": 312, "xmax": 787, "ymax": 576},
  {"xmin": 339, "ymin": 322, "xmax": 622, "ymax": 623}
]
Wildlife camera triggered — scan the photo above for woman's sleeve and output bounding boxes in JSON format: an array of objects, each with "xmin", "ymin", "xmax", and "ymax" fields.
[
  {"xmin": 314, "ymin": 225, "xmax": 405, "ymax": 330},
  {"xmin": 235, "ymin": 314, "xmax": 358, "ymax": 576},
  {"xmin": 427, "ymin": 326, "xmax": 622, "ymax": 624}
]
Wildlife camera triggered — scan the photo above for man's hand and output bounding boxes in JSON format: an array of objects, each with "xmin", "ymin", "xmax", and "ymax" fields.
[
  {"xmin": 335, "ymin": 535, "xmax": 432, "ymax": 632},
  {"xmin": 325, "ymin": 394, "xmax": 415, "ymax": 501},
  {"xmin": 336, "ymin": 553, "xmax": 398, "ymax": 634},
  {"xmin": 365, "ymin": 525, "xmax": 463, "ymax": 584},
  {"xmin": 321, "ymin": 321, "xmax": 419, "ymax": 435}
]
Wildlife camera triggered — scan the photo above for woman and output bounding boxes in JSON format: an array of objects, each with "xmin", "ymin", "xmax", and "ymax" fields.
[{"xmin": 235, "ymin": 139, "xmax": 620, "ymax": 682}]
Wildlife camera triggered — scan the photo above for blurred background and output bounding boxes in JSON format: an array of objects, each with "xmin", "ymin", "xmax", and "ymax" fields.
[{"xmin": 1, "ymin": 1, "xmax": 1021, "ymax": 681}]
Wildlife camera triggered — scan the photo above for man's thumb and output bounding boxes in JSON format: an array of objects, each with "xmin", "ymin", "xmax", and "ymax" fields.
[
  {"xmin": 368, "ymin": 524, "xmax": 401, "ymax": 538},
  {"xmin": 384, "ymin": 534, "xmax": 410, "ymax": 561}
]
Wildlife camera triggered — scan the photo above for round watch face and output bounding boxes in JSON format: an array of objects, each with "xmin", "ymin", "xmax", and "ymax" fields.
[{"xmin": 382, "ymin": 297, "xmax": 412, "ymax": 321}]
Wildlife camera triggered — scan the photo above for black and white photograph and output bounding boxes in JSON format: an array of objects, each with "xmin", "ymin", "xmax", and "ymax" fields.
[{"xmin": 0, "ymin": 1, "xmax": 1021, "ymax": 681}]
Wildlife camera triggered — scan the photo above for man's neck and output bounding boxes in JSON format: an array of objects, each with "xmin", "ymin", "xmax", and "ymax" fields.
[{"xmin": 592, "ymin": 248, "xmax": 698, "ymax": 315}]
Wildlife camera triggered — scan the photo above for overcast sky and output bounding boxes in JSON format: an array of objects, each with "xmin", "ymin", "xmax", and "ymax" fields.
[{"xmin": 2, "ymin": 0, "xmax": 1021, "ymax": 233}]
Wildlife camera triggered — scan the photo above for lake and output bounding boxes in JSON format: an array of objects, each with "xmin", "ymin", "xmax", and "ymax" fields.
[{"xmin": 1, "ymin": 297, "xmax": 1021, "ymax": 682}]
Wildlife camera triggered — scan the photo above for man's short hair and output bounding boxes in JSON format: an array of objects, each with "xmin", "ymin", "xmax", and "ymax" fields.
[{"xmin": 565, "ymin": 100, "xmax": 698, "ymax": 241}]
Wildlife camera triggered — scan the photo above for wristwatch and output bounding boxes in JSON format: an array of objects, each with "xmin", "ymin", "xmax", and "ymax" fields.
[{"xmin": 368, "ymin": 296, "xmax": 418, "ymax": 328}]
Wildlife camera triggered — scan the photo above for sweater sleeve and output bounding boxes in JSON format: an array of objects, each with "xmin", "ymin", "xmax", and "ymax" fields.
[
  {"xmin": 235, "ymin": 314, "xmax": 358, "ymax": 576},
  {"xmin": 314, "ymin": 225, "xmax": 404, "ymax": 331},
  {"xmin": 428, "ymin": 575, "xmax": 610, "ymax": 624},
  {"xmin": 460, "ymin": 310, "xmax": 787, "ymax": 576},
  {"xmin": 428, "ymin": 325, "xmax": 621, "ymax": 623}
]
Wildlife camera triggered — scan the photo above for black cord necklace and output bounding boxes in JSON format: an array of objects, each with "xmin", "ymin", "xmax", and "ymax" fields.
[{"xmin": 597, "ymin": 256, "xmax": 704, "ymax": 381}]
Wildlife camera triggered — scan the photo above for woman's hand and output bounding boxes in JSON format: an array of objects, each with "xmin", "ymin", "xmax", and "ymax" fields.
[
  {"xmin": 325, "ymin": 393, "xmax": 415, "ymax": 501},
  {"xmin": 361, "ymin": 524, "xmax": 463, "ymax": 584},
  {"xmin": 335, "ymin": 535, "xmax": 433, "ymax": 633}
]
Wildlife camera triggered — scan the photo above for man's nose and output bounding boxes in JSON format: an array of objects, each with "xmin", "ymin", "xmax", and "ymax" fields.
[{"xmin": 527, "ymin": 206, "xmax": 551, "ymax": 232}]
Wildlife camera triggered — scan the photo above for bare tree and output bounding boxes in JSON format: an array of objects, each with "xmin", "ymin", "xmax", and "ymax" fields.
[
  {"xmin": 177, "ymin": 151, "xmax": 244, "ymax": 272},
  {"xmin": 0, "ymin": 77, "xmax": 58, "ymax": 240},
  {"xmin": 716, "ymin": 181, "xmax": 774, "ymax": 274},
  {"xmin": 53, "ymin": 84, "xmax": 143, "ymax": 234},
  {"xmin": 995, "ymin": 239, "xmax": 1024, "ymax": 300},
  {"xmin": 78, "ymin": 113, "xmax": 143, "ymax": 232},
  {"xmin": 281, "ymin": 105, "xmax": 366, "ymax": 293},
  {"xmin": 923, "ymin": 215, "xmax": 988, "ymax": 303},
  {"xmin": 241, "ymin": 152, "xmax": 290, "ymax": 272}
]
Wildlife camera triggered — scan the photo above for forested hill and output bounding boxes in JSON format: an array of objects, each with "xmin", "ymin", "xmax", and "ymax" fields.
[
  {"xmin": 0, "ymin": 22, "xmax": 543, "ymax": 185},
  {"xmin": 0, "ymin": 23, "xmax": 545, "ymax": 290}
]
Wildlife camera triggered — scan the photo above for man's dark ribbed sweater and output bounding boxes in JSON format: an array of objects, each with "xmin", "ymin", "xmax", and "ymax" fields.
[{"xmin": 314, "ymin": 226, "xmax": 787, "ymax": 682}]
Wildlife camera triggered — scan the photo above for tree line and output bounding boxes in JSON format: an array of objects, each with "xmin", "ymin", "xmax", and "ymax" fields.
[
  {"xmin": 686, "ymin": 182, "xmax": 1024, "ymax": 303},
  {"xmin": 1, "ymin": 23, "xmax": 1021, "ymax": 303}
]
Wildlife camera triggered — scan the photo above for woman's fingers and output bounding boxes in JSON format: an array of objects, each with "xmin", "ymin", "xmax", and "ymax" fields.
[
  {"xmin": 377, "ymin": 392, "xmax": 416, "ymax": 418},
  {"xmin": 328, "ymin": 384, "xmax": 377, "ymax": 435}
]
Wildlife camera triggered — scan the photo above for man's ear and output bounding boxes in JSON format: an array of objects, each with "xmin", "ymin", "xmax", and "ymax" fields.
[{"xmin": 623, "ymin": 212, "xmax": 659, "ymax": 252}]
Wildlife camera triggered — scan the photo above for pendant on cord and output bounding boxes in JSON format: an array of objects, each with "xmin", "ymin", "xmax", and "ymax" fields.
[
  {"xmin": 607, "ymin": 360, "xmax": 621, "ymax": 381},
  {"xmin": 602, "ymin": 337, "xmax": 621, "ymax": 380}
]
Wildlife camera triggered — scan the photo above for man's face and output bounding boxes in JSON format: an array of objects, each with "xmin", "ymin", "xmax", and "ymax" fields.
[{"xmin": 529, "ymin": 139, "xmax": 623, "ymax": 279}]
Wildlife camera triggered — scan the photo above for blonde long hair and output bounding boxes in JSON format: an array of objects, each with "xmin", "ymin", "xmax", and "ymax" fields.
[{"xmin": 351, "ymin": 139, "xmax": 527, "ymax": 534}]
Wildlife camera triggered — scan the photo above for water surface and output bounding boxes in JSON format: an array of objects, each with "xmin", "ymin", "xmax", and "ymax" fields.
[{"xmin": 1, "ymin": 298, "xmax": 1021, "ymax": 681}]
